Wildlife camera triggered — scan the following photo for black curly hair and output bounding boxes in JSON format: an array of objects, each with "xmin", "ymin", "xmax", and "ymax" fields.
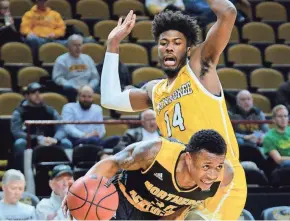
[
  {"xmin": 152, "ymin": 10, "xmax": 201, "ymax": 47},
  {"xmin": 186, "ymin": 129, "xmax": 227, "ymax": 155}
]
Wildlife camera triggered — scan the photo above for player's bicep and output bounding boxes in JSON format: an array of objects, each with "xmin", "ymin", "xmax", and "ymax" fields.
[{"xmin": 199, "ymin": 8, "xmax": 236, "ymax": 64}]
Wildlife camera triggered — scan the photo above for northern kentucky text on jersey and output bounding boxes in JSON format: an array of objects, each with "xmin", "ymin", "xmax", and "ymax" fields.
[
  {"xmin": 156, "ymin": 81, "xmax": 193, "ymax": 114},
  {"xmin": 127, "ymin": 180, "xmax": 203, "ymax": 216}
]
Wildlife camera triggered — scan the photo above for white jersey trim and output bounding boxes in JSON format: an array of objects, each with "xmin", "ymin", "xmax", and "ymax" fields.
[{"xmin": 186, "ymin": 63, "xmax": 223, "ymax": 101}]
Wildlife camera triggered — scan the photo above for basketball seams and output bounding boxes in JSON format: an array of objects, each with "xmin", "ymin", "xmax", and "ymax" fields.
[
  {"xmin": 85, "ymin": 176, "xmax": 103, "ymax": 220},
  {"xmin": 68, "ymin": 180, "xmax": 89, "ymax": 211},
  {"xmin": 97, "ymin": 189, "xmax": 118, "ymax": 210}
]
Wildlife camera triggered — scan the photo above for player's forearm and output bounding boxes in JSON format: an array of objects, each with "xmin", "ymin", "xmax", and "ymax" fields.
[
  {"xmin": 106, "ymin": 39, "xmax": 120, "ymax": 54},
  {"xmin": 206, "ymin": 0, "xmax": 237, "ymax": 18},
  {"xmin": 86, "ymin": 157, "xmax": 119, "ymax": 179}
]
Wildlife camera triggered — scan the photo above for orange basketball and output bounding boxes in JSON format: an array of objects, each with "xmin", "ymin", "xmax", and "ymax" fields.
[{"xmin": 67, "ymin": 175, "xmax": 119, "ymax": 220}]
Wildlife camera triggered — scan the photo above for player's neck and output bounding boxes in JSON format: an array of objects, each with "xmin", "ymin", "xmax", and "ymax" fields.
[
  {"xmin": 167, "ymin": 76, "xmax": 178, "ymax": 86},
  {"xmin": 175, "ymin": 153, "xmax": 196, "ymax": 189}
]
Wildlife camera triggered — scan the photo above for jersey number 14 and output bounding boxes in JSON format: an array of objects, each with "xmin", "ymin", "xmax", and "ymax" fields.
[{"xmin": 164, "ymin": 103, "xmax": 185, "ymax": 137}]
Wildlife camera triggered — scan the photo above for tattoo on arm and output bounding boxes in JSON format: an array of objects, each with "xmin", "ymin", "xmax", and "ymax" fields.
[{"xmin": 115, "ymin": 139, "xmax": 160, "ymax": 171}]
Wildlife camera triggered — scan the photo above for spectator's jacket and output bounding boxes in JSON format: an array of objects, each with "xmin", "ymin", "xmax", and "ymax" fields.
[
  {"xmin": 11, "ymin": 100, "xmax": 65, "ymax": 145},
  {"xmin": 20, "ymin": 6, "xmax": 65, "ymax": 38},
  {"xmin": 229, "ymin": 105, "xmax": 269, "ymax": 138}
]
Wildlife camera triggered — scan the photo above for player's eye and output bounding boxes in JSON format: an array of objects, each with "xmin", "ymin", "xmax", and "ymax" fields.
[
  {"xmin": 217, "ymin": 165, "xmax": 223, "ymax": 170},
  {"xmin": 202, "ymin": 165, "xmax": 209, "ymax": 170}
]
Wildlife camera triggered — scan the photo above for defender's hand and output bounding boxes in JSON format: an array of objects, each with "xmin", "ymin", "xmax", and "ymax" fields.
[{"xmin": 107, "ymin": 10, "xmax": 136, "ymax": 45}]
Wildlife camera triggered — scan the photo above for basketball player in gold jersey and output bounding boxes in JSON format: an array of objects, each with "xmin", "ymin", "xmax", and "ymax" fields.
[
  {"xmin": 100, "ymin": 2, "xmax": 246, "ymax": 220},
  {"xmin": 85, "ymin": 129, "xmax": 233, "ymax": 220}
]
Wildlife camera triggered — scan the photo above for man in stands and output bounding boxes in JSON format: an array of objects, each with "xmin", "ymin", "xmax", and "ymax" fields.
[
  {"xmin": 11, "ymin": 82, "xmax": 72, "ymax": 172},
  {"xmin": 62, "ymin": 85, "xmax": 118, "ymax": 149},
  {"xmin": 263, "ymin": 105, "xmax": 290, "ymax": 168},
  {"xmin": 229, "ymin": 90, "xmax": 268, "ymax": 148},
  {"xmin": 53, "ymin": 34, "xmax": 99, "ymax": 102},
  {"xmin": 20, "ymin": 0, "xmax": 66, "ymax": 63},
  {"xmin": 0, "ymin": 169, "xmax": 36, "ymax": 220},
  {"xmin": 114, "ymin": 109, "xmax": 160, "ymax": 153},
  {"xmin": 36, "ymin": 165, "xmax": 74, "ymax": 220}
]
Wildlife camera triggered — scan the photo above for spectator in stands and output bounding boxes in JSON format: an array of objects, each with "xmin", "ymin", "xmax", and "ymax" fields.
[
  {"xmin": 0, "ymin": 169, "xmax": 36, "ymax": 220},
  {"xmin": 0, "ymin": 0, "xmax": 21, "ymax": 47},
  {"xmin": 62, "ymin": 85, "xmax": 119, "ymax": 149},
  {"xmin": 263, "ymin": 105, "xmax": 290, "ymax": 168},
  {"xmin": 262, "ymin": 206, "xmax": 290, "ymax": 220},
  {"xmin": 20, "ymin": 0, "xmax": 66, "ymax": 63},
  {"xmin": 11, "ymin": 82, "xmax": 72, "ymax": 172},
  {"xmin": 53, "ymin": 34, "xmax": 99, "ymax": 102},
  {"xmin": 114, "ymin": 109, "xmax": 159, "ymax": 153},
  {"xmin": 36, "ymin": 165, "xmax": 74, "ymax": 220},
  {"xmin": 276, "ymin": 71, "xmax": 290, "ymax": 112},
  {"xmin": 229, "ymin": 90, "xmax": 268, "ymax": 148},
  {"xmin": 145, "ymin": 0, "xmax": 185, "ymax": 16},
  {"xmin": 183, "ymin": 0, "xmax": 250, "ymax": 25}
]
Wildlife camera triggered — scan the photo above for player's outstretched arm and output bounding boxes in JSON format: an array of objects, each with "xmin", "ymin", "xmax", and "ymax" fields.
[
  {"xmin": 189, "ymin": 0, "xmax": 237, "ymax": 95},
  {"xmin": 101, "ymin": 10, "xmax": 155, "ymax": 112},
  {"xmin": 86, "ymin": 139, "xmax": 161, "ymax": 179}
]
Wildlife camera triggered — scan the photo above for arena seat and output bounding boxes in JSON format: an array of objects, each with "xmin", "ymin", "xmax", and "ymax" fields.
[
  {"xmin": 261, "ymin": 206, "xmax": 290, "ymax": 220},
  {"xmin": 105, "ymin": 124, "xmax": 128, "ymax": 138},
  {"xmin": 113, "ymin": 0, "xmax": 148, "ymax": 20},
  {"xmin": 81, "ymin": 43, "xmax": 105, "ymax": 64},
  {"xmin": 244, "ymin": 167, "xmax": 269, "ymax": 186},
  {"xmin": 1, "ymin": 42, "xmax": 33, "ymax": 64},
  {"xmin": 239, "ymin": 209, "xmax": 255, "ymax": 220},
  {"xmin": 94, "ymin": 20, "xmax": 129, "ymax": 43},
  {"xmin": 72, "ymin": 144, "xmax": 103, "ymax": 169},
  {"xmin": 0, "ymin": 93, "xmax": 24, "ymax": 116},
  {"xmin": 250, "ymin": 68, "xmax": 284, "ymax": 90},
  {"xmin": 131, "ymin": 20, "xmax": 154, "ymax": 43},
  {"xmin": 119, "ymin": 43, "xmax": 149, "ymax": 65},
  {"xmin": 39, "ymin": 43, "xmax": 68, "ymax": 64},
  {"xmin": 132, "ymin": 67, "xmax": 165, "ymax": 85},
  {"xmin": 17, "ymin": 66, "xmax": 49, "ymax": 88},
  {"xmin": 150, "ymin": 45, "xmax": 158, "ymax": 65},
  {"xmin": 265, "ymin": 44, "xmax": 290, "ymax": 65},
  {"xmin": 278, "ymin": 23, "xmax": 290, "ymax": 44},
  {"xmin": 76, "ymin": 0, "xmax": 110, "ymax": 19},
  {"xmin": 0, "ymin": 68, "xmax": 12, "ymax": 90},
  {"xmin": 46, "ymin": 0, "xmax": 72, "ymax": 19},
  {"xmin": 65, "ymin": 19, "xmax": 90, "ymax": 37},
  {"xmin": 271, "ymin": 167, "xmax": 290, "ymax": 187},
  {"xmin": 206, "ymin": 23, "xmax": 240, "ymax": 43},
  {"xmin": 40, "ymin": 92, "xmax": 68, "ymax": 114},
  {"xmin": 227, "ymin": 44, "xmax": 262, "ymax": 66},
  {"xmin": 256, "ymin": 2, "xmax": 287, "ymax": 22},
  {"xmin": 9, "ymin": 0, "xmax": 32, "ymax": 17},
  {"xmin": 251, "ymin": 93, "xmax": 272, "ymax": 114},
  {"xmin": 242, "ymin": 22, "xmax": 275, "ymax": 43},
  {"xmin": 217, "ymin": 68, "xmax": 248, "ymax": 90},
  {"xmin": 92, "ymin": 93, "xmax": 110, "ymax": 117}
]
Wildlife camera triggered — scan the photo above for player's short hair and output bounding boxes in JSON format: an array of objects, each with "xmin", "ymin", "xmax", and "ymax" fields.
[
  {"xmin": 2, "ymin": 169, "xmax": 25, "ymax": 185},
  {"xmin": 152, "ymin": 10, "xmax": 201, "ymax": 47},
  {"xmin": 186, "ymin": 129, "xmax": 226, "ymax": 155}
]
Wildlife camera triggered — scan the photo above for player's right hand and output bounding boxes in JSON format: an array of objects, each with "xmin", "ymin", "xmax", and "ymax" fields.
[
  {"xmin": 107, "ymin": 10, "xmax": 136, "ymax": 44},
  {"xmin": 61, "ymin": 181, "xmax": 73, "ymax": 220}
]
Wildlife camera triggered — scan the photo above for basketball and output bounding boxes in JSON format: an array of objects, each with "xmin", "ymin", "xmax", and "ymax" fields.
[{"xmin": 67, "ymin": 175, "xmax": 119, "ymax": 220}]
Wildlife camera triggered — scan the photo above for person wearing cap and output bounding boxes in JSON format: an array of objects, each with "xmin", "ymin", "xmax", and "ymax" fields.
[
  {"xmin": 0, "ymin": 169, "xmax": 36, "ymax": 220},
  {"xmin": 11, "ymin": 82, "xmax": 72, "ymax": 172},
  {"xmin": 36, "ymin": 165, "xmax": 74, "ymax": 220}
]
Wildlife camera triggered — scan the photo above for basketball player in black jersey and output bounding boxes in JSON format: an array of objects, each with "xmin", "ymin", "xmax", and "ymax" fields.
[{"xmin": 63, "ymin": 129, "xmax": 233, "ymax": 220}]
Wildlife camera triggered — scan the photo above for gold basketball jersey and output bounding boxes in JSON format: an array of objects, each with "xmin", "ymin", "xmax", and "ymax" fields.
[{"xmin": 152, "ymin": 64, "xmax": 239, "ymax": 161}]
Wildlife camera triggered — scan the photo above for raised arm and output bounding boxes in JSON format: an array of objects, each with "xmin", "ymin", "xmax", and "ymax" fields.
[
  {"xmin": 101, "ymin": 11, "xmax": 157, "ymax": 112},
  {"xmin": 86, "ymin": 139, "xmax": 161, "ymax": 179},
  {"xmin": 190, "ymin": 0, "xmax": 237, "ymax": 95}
]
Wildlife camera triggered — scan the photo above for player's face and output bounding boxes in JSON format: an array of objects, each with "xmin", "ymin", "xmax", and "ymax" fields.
[
  {"xmin": 49, "ymin": 173, "xmax": 74, "ymax": 199},
  {"xmin": 69, "ymin": 39, "xmax": 82, "ymax": 58},
  {"xmin": 273, "ymin": 108, "xmax": 289, "ymax": 130},
  {"xmin": 187, "ymin": 150, "xmax": 225, "ymax": 190},
  {"xmin": 3, "ymin": 180, "xmax": 25, "ymax": 204},
  {"xmin": 158, "ymin": 30, "xmax": 190, "ymax": 78},
  {"xmin": 78, "ymin": 89, "xmax": 94, "ymax": 110},
  {"xmin": 28, "ymin": 90, "xmax": 42, "ymax": 105}
]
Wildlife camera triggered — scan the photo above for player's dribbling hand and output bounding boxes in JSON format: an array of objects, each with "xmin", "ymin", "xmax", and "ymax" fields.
[
  {"xmin": 107, "ymin": 10, "xmax": 136, "ymax": 45},
  {"xmin": 61, "ymin": 180, "xmax": 73, "ymax": 220}
]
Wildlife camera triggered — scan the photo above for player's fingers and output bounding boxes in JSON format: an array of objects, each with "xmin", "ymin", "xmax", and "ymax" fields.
[
  {"xmin": 117, "ymin": 17, "xmax": 122, "ymax": 26},
  {"xmin": 69, "ymin": 211, "xmax": 73, "ymax": 221},
  {"xmin": 123, "ymin": 10, "xmax": 133, "ymax": 24},
  {"xmin": 62, "ymin": 204, "xmax": 67, "ymax": 217}
]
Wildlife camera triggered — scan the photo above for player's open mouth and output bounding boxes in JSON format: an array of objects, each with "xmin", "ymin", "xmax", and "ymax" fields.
[
  {"xmin": 201, "ymin": 180, "xmax": 214, "ymax": 186},
  {"xmin": 164, "ymin": 57, "xmax": 176, "ymax": 66}
]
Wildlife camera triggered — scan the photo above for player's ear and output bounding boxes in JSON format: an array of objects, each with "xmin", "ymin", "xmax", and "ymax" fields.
[
  {"xmin": 185, "ymin": 152, "xmax": 193, "ymax": 172},
  {"xmin": 187, "ymin": 47, "xmax": 191, "ymax": 57}
]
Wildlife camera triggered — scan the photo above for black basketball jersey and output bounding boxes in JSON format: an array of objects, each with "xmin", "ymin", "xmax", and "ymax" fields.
[{"xmin": 117, "ymin": 138, "xmax": 221, "ymax": 217}]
